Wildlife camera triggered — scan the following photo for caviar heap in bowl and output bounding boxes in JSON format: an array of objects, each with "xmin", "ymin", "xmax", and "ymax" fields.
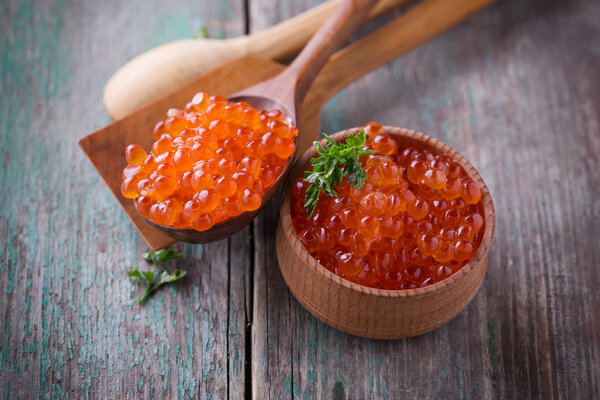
[
  {"xmin": 121, "ymin": 92, "xmax": 298, "ymax": 243},
  {"xmin": 276, "ymin": 124, "xmax": 495, "ymax": 339}
]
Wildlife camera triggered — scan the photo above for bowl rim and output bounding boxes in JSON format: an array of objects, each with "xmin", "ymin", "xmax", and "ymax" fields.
[{"xmin": 279, "ymin": 125, "xmax": 496, "ymax": 299}]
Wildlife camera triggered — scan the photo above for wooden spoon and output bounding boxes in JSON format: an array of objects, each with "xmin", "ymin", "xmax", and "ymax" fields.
[
  {"xmin": 135, "ymin": 0, "xmax": 382, "ymax": 244},
  {"xmin": 103, "ymin": 0, "xmax": 413, "ymax": 121},
  {"xmin": 79, "ymin": 0, "xmax": 495, "ymax": 249}
]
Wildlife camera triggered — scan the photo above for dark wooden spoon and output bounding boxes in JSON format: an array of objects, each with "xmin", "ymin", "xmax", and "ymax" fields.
[{"xmin": 143, "ymin": 0, "xmax": 379, "ymax": 243}]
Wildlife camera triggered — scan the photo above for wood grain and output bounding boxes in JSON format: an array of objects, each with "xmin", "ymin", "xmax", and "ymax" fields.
[{"xmin": 1, "ymin": 0, "xmax": 599, "ymax": 398}]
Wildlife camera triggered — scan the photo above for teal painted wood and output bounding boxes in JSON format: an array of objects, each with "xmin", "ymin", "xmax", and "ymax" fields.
[
  {"xmin": 250, "ymin": 0, "xmax": 600, "ymax": 399},
  {"xmin": 1, "ymin": 0, "xmax": 600, "ymax": 399},
  {"xmin": 0, "ymin": 0, "xmax": 248, "ymax": 398}
]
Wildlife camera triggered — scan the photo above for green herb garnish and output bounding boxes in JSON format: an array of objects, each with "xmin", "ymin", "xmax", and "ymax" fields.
[
  {"xmin": 129, "ymin": 248, "xmax": 187, "ymax": 304},
  {"xmin": 303, "ymin": 130, "xmax": 373, "ymax": 217},
  {"xmin": 142, "ymin": 248, "xmax": 181, "ymax": 265},
  {"xmin": 192, "ymin": 26, "xmax": 209, "ymax": 39}
]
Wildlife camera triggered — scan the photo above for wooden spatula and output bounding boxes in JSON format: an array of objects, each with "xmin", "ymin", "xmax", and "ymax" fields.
[{"xmin": 79, "ymin": 0, "xmax": 495, "ymax": 250}]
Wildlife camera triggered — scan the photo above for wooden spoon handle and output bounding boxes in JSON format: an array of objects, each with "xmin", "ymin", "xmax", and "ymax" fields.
[
  {"xmin": 298, "ymin": 0, "xmax": 496, "ymax": 152},
  {"xmin": 274, "ymin": 0, "xmax": 381, "ymax": 109},
  {"xmin": 247, "ymin": 0, "xmax": 414, "ymax": 61}
]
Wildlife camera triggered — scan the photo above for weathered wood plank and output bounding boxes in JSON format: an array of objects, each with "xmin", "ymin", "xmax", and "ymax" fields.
[
  {"xmin": 1, "ymin": 0, "xmax": 600, "ymax": 398},
  {"xmin": 251, "ymin": 0, "xmax": 600, "ymax": 399},
  {"xmin": 0, "ymin": 0, "xmax": 249, "ymax": 398}
]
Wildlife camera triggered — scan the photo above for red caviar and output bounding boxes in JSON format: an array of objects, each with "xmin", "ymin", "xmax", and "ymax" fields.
[
  {"xmin": 121, "ymin": 93, "xmax": 298, "ymax": 231},
  {"xmin": 290, "ymin": 122, "xmax": 485, "ymax": 289}
]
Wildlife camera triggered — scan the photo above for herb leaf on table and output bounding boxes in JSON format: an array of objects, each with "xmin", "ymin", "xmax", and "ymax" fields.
[
  {"xmin": 192, "ymin": 26, "xmax": 209, "ymax": 39},
  {"xmin": 130, "ymin": 248, "xmax": 186, "ymax": 304},
  {"xmin": 303, "ymin": 130, "xmax": 373, "ymax": 217},
  {"xmin": 142, "ymin": 248, "xmax": 182, "ymax": 265}
]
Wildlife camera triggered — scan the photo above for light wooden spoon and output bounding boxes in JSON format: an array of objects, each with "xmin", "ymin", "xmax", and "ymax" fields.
[
  {"xmin": 103, "ymin": 0, "xmax": 413, "ymax": 121},
  {"xmin": 140, "ymin": 0, "xmax": 381, "ymax": 244}
]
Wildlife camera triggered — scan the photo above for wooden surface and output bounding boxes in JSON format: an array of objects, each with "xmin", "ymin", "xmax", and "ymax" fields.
[{"xmin": 1, "ymin": 0, "xmax": 599, "ymax": 399}]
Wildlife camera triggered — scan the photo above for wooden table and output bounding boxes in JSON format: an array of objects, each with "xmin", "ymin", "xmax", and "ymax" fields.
[{"xmin": 1, "ymin": 0, "xmax": 599, "ymax": 398}]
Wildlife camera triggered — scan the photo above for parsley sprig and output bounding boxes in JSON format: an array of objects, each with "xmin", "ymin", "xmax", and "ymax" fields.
[
  {"xmin": 128, "ymin": 248, "xmax": 187, "ymax": 304},
  {"xmin": 192, "ymin": 26, "xmax": 209, "ymax": 39},
  {"xmin": 303, "ymin": 130, "xmax": 373, "ymax": 217}
]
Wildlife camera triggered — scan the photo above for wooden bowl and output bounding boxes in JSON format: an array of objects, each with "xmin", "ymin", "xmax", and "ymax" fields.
[{"xmin": 276, "ymin": 126, "xmax": 495, "ymax": 339}]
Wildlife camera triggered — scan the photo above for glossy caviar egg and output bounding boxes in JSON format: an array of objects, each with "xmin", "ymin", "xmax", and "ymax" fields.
[
  {"xmin": 122, "ymin": 91, "xmax": 297, "ymax": 231},
  {"xmin": 335, "ymin": 251, "xmax": 364, "ymax": 279},
  {"xmin": 241, "ymin": 189, "xmax": 261, "ymax": 212},
  {"xmin": 290, "ymin": 121, "xmax": 485, "ymax": 290},
  {"xmin": 359, "ymin": 192, "xmax": 387, "ymax": 216},
  {"xmin": 135, "ymin": 196, "xmax": 153, "ymax": 217},
  {"xmin": 125, "ymin": 144, "xmax": 147, "ymax": 164},
  {"xmin": 121, "ymin": 176, "xmax": 139, "ymax": 199}
]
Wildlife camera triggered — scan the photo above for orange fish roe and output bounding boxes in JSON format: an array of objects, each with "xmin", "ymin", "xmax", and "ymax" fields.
[
  {"xmin": 290, "ymin": 122, "xmax": 485, "ymax": 290},
  {"xmin": 121, "ymin": 92, "xmax": 298, "ymax": 231}
]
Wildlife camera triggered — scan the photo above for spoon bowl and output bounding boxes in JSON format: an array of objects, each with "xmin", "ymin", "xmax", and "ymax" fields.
[{"xmin": 141, "ymin": 94, "xmax": 298, "ymax": 244}]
